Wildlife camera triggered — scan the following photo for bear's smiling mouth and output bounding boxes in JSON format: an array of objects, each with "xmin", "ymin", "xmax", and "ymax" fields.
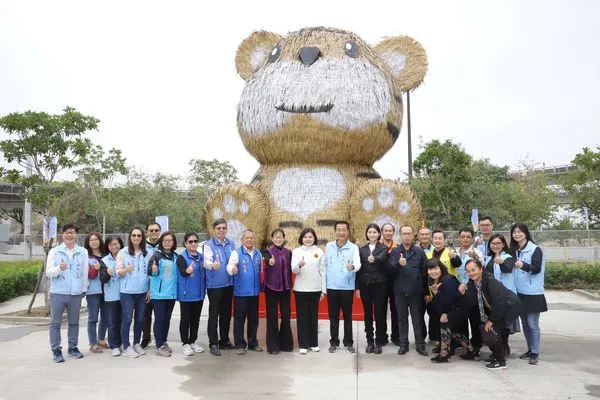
[{"xmin": 275, "ymin": 103, "xmax": 334, "ymax": 114}]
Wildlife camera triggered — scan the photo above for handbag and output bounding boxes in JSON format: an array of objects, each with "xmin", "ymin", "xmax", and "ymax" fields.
[{"xmin": 479, "ymin": 323, "xmax": 499, "ymax": 346}]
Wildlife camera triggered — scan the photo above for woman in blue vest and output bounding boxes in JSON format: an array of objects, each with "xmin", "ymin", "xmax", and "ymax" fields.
[
  {"xmin": 99, "ymin": 235, "xmax": 125, "ymax": 356},
  {"xmin": 116, "ymin": 227, "xmax": 152, "ymax": 358},
  {"xmin": 147, "ymin": 231, "xmax": 179, "ymax": 357},
  {"xmin": 510, "ymin": 223, "xmax": 547, "ymax": 365},
  {"xmin": 84, "ymin": 232, "xmax": 108, "ymax": 353},
  {"xmin": 484, "ymin": 233, "xmax": 519, "ymax": 357},
  {"xmin": 227, "ymin": 229, "xmax": 263, "ymax": 355},
  {"xmin": 176, "ymin": 231, "xmax": 206, "ymax": 356}
]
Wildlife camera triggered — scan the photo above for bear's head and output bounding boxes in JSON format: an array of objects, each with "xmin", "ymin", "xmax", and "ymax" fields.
[{"xmin": 235, "ymin": 27, "xmax": 427, "ymax": 166}]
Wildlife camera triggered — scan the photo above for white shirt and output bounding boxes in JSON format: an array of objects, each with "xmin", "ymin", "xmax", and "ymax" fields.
[{"xmin": 291, "ymin": 245, "xmax": 326, "ymax": 293}]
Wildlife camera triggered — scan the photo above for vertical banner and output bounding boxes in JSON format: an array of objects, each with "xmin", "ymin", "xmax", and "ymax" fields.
[
  {"xmin": 471, "ymin": 208, "xmax": 479, "ymax": 232},
  {"xmin": 155, "ymin": 216, "xmax": 169, "ymax": 233}
]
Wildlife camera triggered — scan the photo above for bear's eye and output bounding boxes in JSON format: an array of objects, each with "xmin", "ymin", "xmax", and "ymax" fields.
[
  {"xmin": 268, "ymin": 44, "xmax": 281, "ymax": 63},
  {"xmin": 344, "ymin": 41, "xmax": 359, "ymax": 58}
]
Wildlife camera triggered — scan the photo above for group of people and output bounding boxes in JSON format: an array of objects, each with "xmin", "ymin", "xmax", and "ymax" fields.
[{"xmin": 46, "ymin": 216, "xmax": 547, "ymax": 371}]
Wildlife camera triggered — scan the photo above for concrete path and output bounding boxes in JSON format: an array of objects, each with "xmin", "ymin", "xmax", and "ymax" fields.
[{"xmin": 0, "ymin": 290, "xmax": 598, "ymax": 400}]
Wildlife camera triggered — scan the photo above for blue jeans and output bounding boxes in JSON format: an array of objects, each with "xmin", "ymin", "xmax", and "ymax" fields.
[
  {"xmin": 152, "ymin": 299, "xmax": 175, "ymax": 348},
  {"xmin": 521, "ymin": 312, "xmax": 541, "ymax": 354},
  {"xmin": 86, "ymin": 294, "xmax": 108, "ymax": 345},
  {"xmin": 49, "ymin": 293, "xmax": 82, "ymax": 351},
  {"xmin": 106, "ymin": 300, "xmax": 122, "ymax": 349},
  {"xmin": 120, "ymin": 293, "xmax": 146, "ymax": 349}
]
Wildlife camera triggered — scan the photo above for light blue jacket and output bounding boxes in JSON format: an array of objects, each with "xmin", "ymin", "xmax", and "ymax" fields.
[
  {"xmin": 514, "ymin": 241, "xmax": 545, "ymax": 295},
  {"xmin": 102, "ymin": 253, "xmax": 121, "ymax": 302},
  {"xmin": 118, "ymin": 248, "xmax": 151, "ymax": 294},
  {"xmin": 455, "ymin": 247, "xmax": 483, "ymax": 284},
  {"xmin": 148, "ymin": 250, "xmax": 178, "ymax": 300},
  {"xmin": 86, "ymin": 255, "xmax": 103, "ymax": 295},
  {"xmin": 46, "ymin": 243, "xmax": 89, "ymax": 295},
  {"xmin": 485, "ymin": 252, "xmax": 517, "ymax": 294},
  {"xmin": 324, "ymin": 241, "xmax": 361, "ymax": 291}
]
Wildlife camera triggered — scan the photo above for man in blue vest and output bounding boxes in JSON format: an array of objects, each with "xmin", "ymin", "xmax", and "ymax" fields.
[
  {"xmin": 46, "ymin": 223, "xmax": 89, "ymax": 362},
  {"xmin": 203, "ymin": 218, "xmax": 236, "ymax": 356}
]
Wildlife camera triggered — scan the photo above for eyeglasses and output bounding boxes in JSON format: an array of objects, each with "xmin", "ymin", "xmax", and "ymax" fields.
[
  {"xmin": 187, "ymin": 240, "xmax": 199, "ymax": 244},
  {"xmin": 215, "ymin": 227, "xmax": 227, "ymax": 231},
  {"xmin": 148, "ymin": 229, "xmax": 159, "ymax": 233},
  {"xmin": 131, "ymin": 234, "xmax": 142, "ymax": 238}
]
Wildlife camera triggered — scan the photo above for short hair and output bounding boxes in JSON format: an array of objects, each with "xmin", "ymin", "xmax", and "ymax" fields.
[
  {"xmin": 381, "ymin": 223, "xmax": 396, "ymax": 233},
  {"xmin": 480, "ymin": 216, "xmax": 493, "ymax": 224},
  {"xmin": 418, "ymin": 226, "xmax": 431, "ymax": 234},
  {"xmin": 147, "ymin": 221, "xmax": 161, "ymax": 230},
  {"xmin": 334, "ymin": 220, "xmax": 350, "ymax": 231},
  {"xmin": 298, "ymin": 228, "xmax": 318, "ymax": 246},
  {"xmin": 271, "ymin": 228, "xmax": 285, "ymax": 238},
  {"xmin": 458, "ymin": 227, "xmax": 474, "ymax": 237},
  {"xmin": 365, "ymin": 223, "xmax": 382, "ymax": 241},
  {"xmin": 241, "ymin": 229, "xmax": 255, "ymax": 239},
  {"xmin": 465, "ymin": 258, "xmax": 483, "ymax": 270},
  {"xmin": 183, "ymin": 231, "xmax": 199, "ymax": 243},
  {"xmin": 61, "ymin": 223, "xmax": 78, "ymax": 233},
  {"xmin": 427, "ymin": 258, "xmax": 448, "ymax": 275},
  {"xmin": 212, "ymin": 218, "xmax": 227, "ymax": 229},
  {"xmin": 157, "ymin": 231, "xmax": 177, "ymax": 252},
  {"xmin": 432, "ymin": 229, "xmax": 445, "ymax": 239},
  {"xmin": 488, "ymin": 233, "xmax": 509, "ymax": 257},
  {"xmin": 84, "ymin": 232, "xmax": 106, "ymax": 255}
]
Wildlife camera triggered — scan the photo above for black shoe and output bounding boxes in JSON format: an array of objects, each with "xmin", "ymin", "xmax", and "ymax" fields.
[
  {"xmin": 52, "ymin": 348, "xmax": 64, "ymax": 363},
  {"xmin": 328, "ymin": 345, "xmax": 339, "ymax": 353},
  {"xmin": 209, "ymin": 345, "xmax": 221, "ymax": 356},
  {"xmin": 460, "ymin": 350, "xmax": 477, "ymax": 360},
  {"xmin": 268, "ymin": 350, "xmax": 280, "ymax": 355},
  {"xmin": 365, "ymin": 343, "xmax": 374, "ymax": 354},
  {"xmin": 484, "ymin": 356, "xmax": 496, "ymax": 363},
  {"xmin": 392, "ymin": 340, "xmax": 401, "ymax": 347},
  {"xmin": 374, "ymin": 345, "xmax": 382, "ymax": 355},
  {"xmin": 529, "ymin": 353, "xmax": 539, "ymax": 365},
  {"xmin": 397, "ymin": 347, "xmax": 408, "ymax": 355},
  {"xmin": 431, "ymin": 354, "xmax": 450, "ymax": 363},
  {"xmin": 416, "ymin": 347, "xmax": 429, "ymax": 356},
  {"xmin": 346, "ymin": 345, "xmax": 356, "ymax": 354},
  {"xmin": 519, "ymin": 350, "xmax": 532, "ymax": 360},
  {"xmin": 485, "ymin": 359, "xmax": 507, "ymax": 370},
  {"xmin": 140, "ymin": 339, "xmax": 150, "ymax": 349},
  {"xmin": 67, "ymin": 347, "xmax": 83, "ymax": 359},
  {"xmin": 432, "ymin": 345, "xmax": 441, "ymax": 354},
  {"xmin": 219, "ymin": 342, "xmax": 235, "ymax": 350}
]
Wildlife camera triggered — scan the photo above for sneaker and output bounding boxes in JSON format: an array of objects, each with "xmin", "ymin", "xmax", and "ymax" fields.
[
  {"xmin": 397, "ymin": 347, "xmax": 409, "ymax": 355},
  {"xmin": 140, "ymin": 339, "xmax": 150, "ymax": 349},
  {"xmin": 237, "ymin": 347, "xmax": 247, "ymax": 355},
  {"xmin": 432, "ymin": 345, "xmax": 441, "ymax": 354},
  {"xmin": 299, "ymin": 348, "xmax": 308, "ymax": 355},
  {"xmin": 328, "ymin": 345, "xmax": 339, "ymax": 353},
  {"xmin": 182, "ymin": 344, "xmax": 194, "ymax": 356},
  {"xmin": 346, "ymin": 346, "xmax": 356, "ymax": 354},
  {"xmin": 431, "ymin": 354, "xmax": 450, "ymax": 363},
  {"xmin": 209, "ymin": 345, "xmax": 221, "ymax": 356},
  {"xmin": 249, "ymin": 345, "xmax": 263, "ymax": 352},
  {"xmin": 219, "ymin": 342, "xmax": 235, "ymax": 350},
  {"xmin": 374, "ymin": 345, "xmax": 383, "ymax": 355},
  {"xmin": 190, "ymin": 343, "xmax": 204, "ymax": 353},
  {"xmin": 164, "ymin": 343, "xmax": 173, "ymax": 353},
  {"xmin": 90, "ymin": 344, "xmax": 103, "ymax": 353},
  {"xmin": 133, "ymin": 343, "xmax": 146, "ymax": 356},
  {"xmin": 365, "ymin": 343, "xmax": 374, "ymax": 354},
  {"xmin": 157, "ymin": 345, "xmax": 171, "ymax": 357},
  {"xmin": 519, "ymin": 350, "xmax": 532, "ymax": 360},
  {"xmin": 485, "ymin": 359, "xmax": 507, "ymax": 370},
  {"xmin": 67, "ymin": 347, "xmax": 84, "ymax": 359},
  {"xmin": 529, "ymin": 353, "xmax": 539, "ymax": 365},
  {"xmin": 484, "ymin": 355, "xmax": 496, "ymax": 363},
  {"xmin": 123, "ymin": 347, "xmax": 139, "ymax": 358},
  {"xmin": 460, "ymin": 350, "xmax": 477, "ymax": 361},
  {"xmin": 111, "ymin": 348, "xmax": 122, "ymax": 357},
  {"xmin": 52, "ymin": 348, "xmax": 64, "ymax": 363},
  {"xmin": 309, "ymin": 347, "xmax": 320, "ymax": 352},
  {"xmin": 97, "ymin": 340, "xmax": 110, "ymax": 349}
]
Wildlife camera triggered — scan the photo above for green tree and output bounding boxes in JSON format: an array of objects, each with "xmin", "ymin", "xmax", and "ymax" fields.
[
  {"xmin": 188, "ymin": 159, "xmax": 239, "ymax": 195},
  {"xmin": 563, "ymin": 146, "xmax": 600, "ymax": 229}
]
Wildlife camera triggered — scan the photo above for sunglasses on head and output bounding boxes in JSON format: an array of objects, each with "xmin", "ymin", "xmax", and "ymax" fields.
[{"xmin": 187, "ymin": 240, "xmax": 199, "ymax": 244}]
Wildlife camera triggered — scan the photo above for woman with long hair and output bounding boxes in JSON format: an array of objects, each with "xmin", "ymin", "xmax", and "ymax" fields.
[
  {"xmin": 99, "ymin": 235, "xmax": 124, "ymax": 356},
  {"xmin": 84, "ymin": 232, "xmax": 108, "ymax": 353}
]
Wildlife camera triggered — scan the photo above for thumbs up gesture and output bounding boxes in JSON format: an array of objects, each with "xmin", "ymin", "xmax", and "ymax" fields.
[
  {"xmin": 126, "ymin": 263, "xmax": 133, "ymax": 273},
  {"xmin": 213, "ymin": 256, "xmax": 221, "ymax": 270},
  {"xmin": 299, "ymin": 256, "xmax": 306, "ymax": 267},
  {"xmin": 268, "ymin": 257, "xmax": 275, "ymax": 266},
  {"xmin": 59, "ymin": 259, "xmax": 68, "ymax": 271},
  {"xmin": 232, "ymin": 262, "xmax": 239, "ymax": 275},
  {"xmin": 151, "ymin": 260, "xmax": 158, "ymax": 274},
  {"xmin": 494, "ymin": 251, "xmax": 502, "ymax": 265},
  {"xmin": 93, "ymin": 260, "xmax": 100, "ymax": 271},
  {"xmin": 467, "ymin": 246, "xmax": 477, "ymax": 258},
  {"xmin": 399, "ymin": 252, "xmax": 407, "ymax": 266},
  {"xmin": 458, "ymin": 283, "xmax": 467, "ymax": 295},
  {"xmin": 346, "ymin": 259, "xmax": 353, "ymax": 271},
  {"xmin": 107, "ymin": 267, "xmax": 113, "ymax": 276},
  {"xmin": 515, "ymin": 259, "xmax": 523, "ymax": 269},
  {"xmin": 186, "ymin": 262, "xmax": 194, "ymax": 275},
  {"xmin": 367, "ymin": 250, "xmax": 375, "ymax": 263},
  {"xmin": 448, "ymin": 247, "xmax": 456, "ymax": 259}
]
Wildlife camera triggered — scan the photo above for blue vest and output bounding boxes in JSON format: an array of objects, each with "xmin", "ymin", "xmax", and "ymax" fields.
[
  {"xmin": 118, "ymin": 248, "xmax": 151, "ymax": 294},
  {"xmin": 485, "ymin": 252, "xmax": 517, "ymax": 294},
  {"xmin": 325, "ymin": 241, "xmax": 358, "ymax": 290},
  {"xmin": 49, "ymin": 244, "xmax": 88, "ymax": 295},
  {"xmin": 204, "ymin": 237, "xmax": 235, "ymax": 289},
  {"xmin": 232, "ymin": 247, "xmax": 262, "ymax": 297},
  {"xmin": 102, "ymin": 253, "xmax": 121, "ymax": 302},
  {"xmin": 514, "ymin": 241, "xmax": 545, "ymax": 295},
  {"xmin": 86, "ymin": 255, "xmax": 103, "ymax": 295},
  {"xmin": 149, "ymin": 251, "xmax": 178, "ymax": 300},
  {"xmin": 177, "ymin": 250, "xmax": 206, "ymax": 302}
]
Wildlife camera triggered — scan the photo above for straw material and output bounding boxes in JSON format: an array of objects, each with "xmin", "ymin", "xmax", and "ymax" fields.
[
  {"xmin": 374, "ymin": 36, "xmax": 428, "ymax": 92},
  {"xmin": 236, "ymin": 31, "xmax": 280, "ymax": 80},
  {"xmin": 205, "ymin": 183, "xmax": 269, "ymax": 249}
]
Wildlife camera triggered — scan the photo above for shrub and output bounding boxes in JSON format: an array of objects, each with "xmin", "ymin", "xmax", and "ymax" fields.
[
  {"xmin": 0, "ymin": 261, "xmax": 42, "ymax": 303},
  {"xmin": 545, "ymin": 261, "xmax": 600, "ymax": 290}
]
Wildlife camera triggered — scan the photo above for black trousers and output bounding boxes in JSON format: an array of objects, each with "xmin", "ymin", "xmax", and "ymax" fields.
[
  {"xmin": 469, "ymin": 306, "xmax": 482, "ymax": 351},
  {"xmin": 179, "ymin": 300, "xmax": 204, "ymax": 345},
  {"xmin": 360, "ymin": 282, "xmax": 388, "ymax": 345},
  {"xmin": 383, "ymin": 281, "xmax": 399, "ymax": 343},
  {"xmin": 207, "ymin": 286, "xmax": 233, "ymax": 347},
  {"xmin": 327, "ymin": 289, "xmax": 354, "ymax": 347},
  {"xmin": 395, "ymin": 293, "xmax": 426, "ymax": 348},
  {"xmin": 233, "ymin": 295, "xmax": 259, "ymax": 349},
  {"xmin": 487, "ymin": 323, "xmax": 510, "ymax": 362},
  {"xmin": 142, "ymin": 299, "xmax": 153, "ymax": 344},
  {"xmin": 295, "ymin": 291, "xmax": 321, "ymax": 349},
  {"xmin": 425, "ymin": 300, "xmax": 441, "ymax": 342},
  {"xmin": 265, "ymin": 288, "xmax": 293, "ymax": 352},
  {"xmin": 152, "ymin": 299, "xmax": 175, "ymax": 348}
]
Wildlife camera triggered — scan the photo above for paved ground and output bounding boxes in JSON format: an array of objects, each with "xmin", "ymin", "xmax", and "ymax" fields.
[{"xmin": 0, "ymin": 290, "xmax": 598, "ymax": 400}]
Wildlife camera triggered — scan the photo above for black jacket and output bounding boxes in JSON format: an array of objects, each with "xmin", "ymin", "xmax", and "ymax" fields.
[
  {"xmin": 388, "ymin": 245, "xmax": 428, "ymax": 296},
  {"xmin": 357, "ymin": 242, "xmax": 389, "ymax": 287},
  {"xmin": 466, "ymin": 272, "xmax": 522, "ymax": 328}
]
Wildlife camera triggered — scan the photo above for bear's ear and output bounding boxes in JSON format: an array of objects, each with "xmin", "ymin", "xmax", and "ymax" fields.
[
  {"xmin": 374, "ymin": 36, "xmax": 428, "ymax": 92},
  {"xmin": 235, "ymin": 31, "xmax": 281, "ymax": 80}
]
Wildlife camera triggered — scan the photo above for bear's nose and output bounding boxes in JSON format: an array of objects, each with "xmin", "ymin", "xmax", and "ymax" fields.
[{"xmin": 299, "ymin": 47, "xmax": 320, "ymax": 66}]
